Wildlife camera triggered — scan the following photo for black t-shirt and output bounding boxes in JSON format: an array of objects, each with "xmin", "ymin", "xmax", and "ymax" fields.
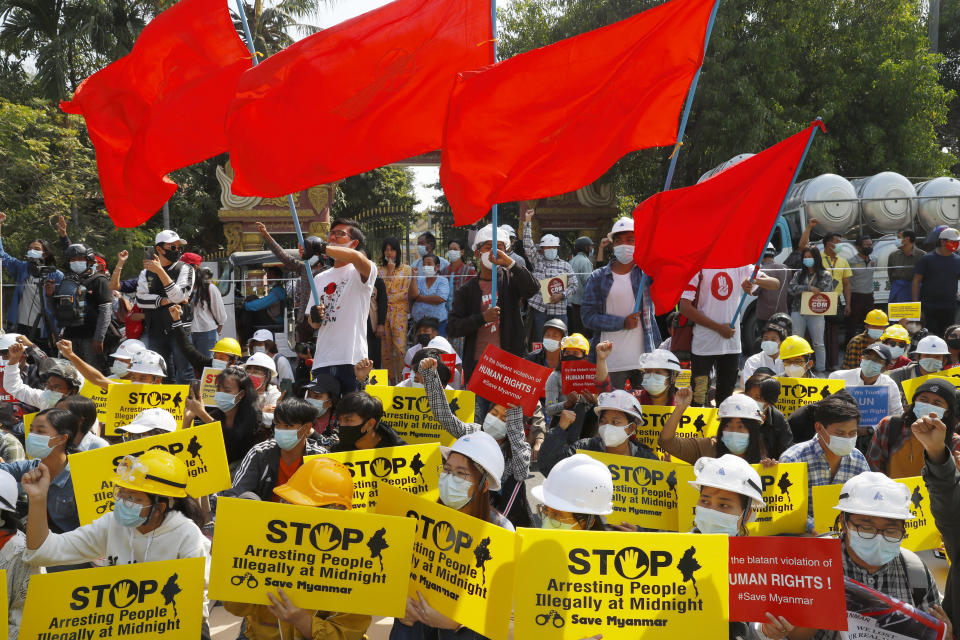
[{"xmin": 62, "ymin": 274, "xmax": 112, "ymax": 339}]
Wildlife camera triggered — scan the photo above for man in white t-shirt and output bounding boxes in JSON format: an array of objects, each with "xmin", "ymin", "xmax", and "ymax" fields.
[
  {"xmin": 307, "ymin": 217, "xmax": 377, "ymax": 395},
  {"xmin": 680, "ymin": 266, "xmax": 779, "ymax": 406}
]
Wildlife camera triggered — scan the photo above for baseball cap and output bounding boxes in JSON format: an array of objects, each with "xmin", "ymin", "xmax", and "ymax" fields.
[
  {"xmin": 180, "ymin": 252, "xmax": 202, "ymax": 266},
  {"xmin": 939, "ymin": 228, "xmax": 960, "ymax": 242},
  {"xmin": 118, "ymin": 408, "xmax": 177, "ymax": 434},
  {"xmin": 304, "ymin": 373, "xmax": 342, "ymax": 400},
  {"xmin": 252, "ymin": 329, "xmax": 274, "ymax": 342},
  {"xmin": 154, "ymin": 230, "xmax": 184, "ymax": 245},
  {"xmin": 763, "ymin": 243, "xmax": 776, "ymax": 256},
  {"xmin": 864, "ymin": 342, "xmax": 893, "ymax": 363}
]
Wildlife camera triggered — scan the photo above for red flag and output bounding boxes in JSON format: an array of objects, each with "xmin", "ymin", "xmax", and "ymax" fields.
[
  {"xmin": 440, "ymin": 0, "xmax": 716, "ymax": 226},
  {"xmin": 60, "ymin": 0, "xmax": 249, "ymax": 227},
  {"xmin": 226, "ymin": 0, "xmax": 493, "ymax": 197},
  {"xmin": 633, "ymin": 123, "xmax": 823, "ymax": 314}
]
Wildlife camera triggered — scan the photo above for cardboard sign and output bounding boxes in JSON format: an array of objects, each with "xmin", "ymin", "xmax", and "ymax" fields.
[
  {"xmin": 675, "ymin": 370, "xmax": 691, "ymax": 389},
  {"xmin": 901, "ymin": 369, "xmax": 960, "ymax": 404},
  {"xmin": 198, "ymin": 367, "xmax": 220, "ymax": 406},
  {"xmin": 305, "ymin": 444, "xmax": 442, "ymax": 510},
  {"xmin": 561, "ymin": 360, "xmax": 597, "ymax": 394},
  {"xmin": 103, "ymin": 383, "xmax": 188, "ymax": 437},
  {"xmin": 513, "ymin": 529, "xmax": 728, "ymax": 640},
  {"xmin": 846, "ymin": 386, "xmax": 889, "ymax": 427},
  {"xmin": 728, "ymin": 536, "xmax": 846, "ymax": 630},
  {"xmin": 209, "ymin": 497, "xmax": 415, "ymax": 617},
  {"xmin": 539, "ymin": 274, "xmax": 567, "ymax": 301},
  {"xmin": 79, "ymin": 378, "xmax": 128, "ymax": 416},
  {"xmin": 800, "ymin": 291, "xmax": 838, "ymax": 316},
  {"xmin": 844, "ymin": 578, "xmax": 946, "ymax": 640},
  {"xmin": 888, "ymin": 302, "xmax": 922, "ymax": 321},
  {"xmin": 375, "ymin": 483, "xmax": 516, "ymax": 640},
  {"xmin": 580, "ymin": 450, "xmax": 694, "ymax": 530},
  {"xmin": 69, "ymin": 422, "xmax": 230, "ymax": 525},
  {"xmin": 774, "ymin": 377, "xmax": 845, "ymax": 416},
  {"xmin": 467, "ymin": 344, "xmax": 552, "ymax": 415},
  {"xmin": 678, "ymin": 463, "xmax": 808, "ymax": 536},
  {"xmin": 811, "ymin": 478, "xmax": 941, "ymax": 551},
  {"xmin": 20, "ymin": 557, "xmax": 205, "ymax": 639},
  {"xmin": 635, "ymin": 405, "xmax": 719, "ymax": 463},
  {"xmin": 366, "ymin": 386, "xmax": 475, "ymax": 446},
  {"xmin": 368, "ymin": 369, "xmax": 389, "ymax": 386}
]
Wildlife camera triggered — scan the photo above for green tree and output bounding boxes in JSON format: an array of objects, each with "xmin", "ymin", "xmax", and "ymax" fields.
[
  {"xmin": 334, "ymin": 166, "xmax": 419, "ymax": 218},
  {"xmin": 939, "ymin": 0, "xmax": 960, "ymax": 173},
  {"xmin": 233, "ymin": 0, "xmax": 321, "ymax": 57}
]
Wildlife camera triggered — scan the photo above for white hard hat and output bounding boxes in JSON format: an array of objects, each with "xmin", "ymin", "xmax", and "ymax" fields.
[
  {"xmin": 717, "ymin": 394, "xmax": 764, "ymax": 422},
  {"xmin": 119, "ymin": 408, "xmax": 178, "ymax": 434},
  {"xmin": 939, "ymin": 228, "xmax": 960, "ymax": 242},
  {"xmin": 607, "ymin": 217, "xmax": 634, "ymax": 242},
  {"xmin": 0, "ymin": 470, "xmax": 17, "ymax": 512},
  {"xmin": 128, "ymin": 350, "xmax": 167, "ymax": 377},
  {"xmin": 593, "ymin": 390, "xmax": 643, "ymax": 422},
  {"xmin": 688, "ymin": 455, "xmax": 765, "ymax": 512},
  {"xmin": 500, "ymin": 224, "xmax": 517, "ymax": 238},
  {"xmin": 110, "ymin": 338, "xmax": 146, "ymax": 362},
  {"xmin": 640, "ymin": 349, "xmax": 682, "ymax": 373},
  {"xmin": 245, "ymin": 351, "xmax": 277, "ymax": 375},
  {"xmin": 532, "ymin": 454, "xmax": 613, "ymax": 515},
  {"xmin": 427, "ymin": 336, "xmax": 455, "ymax": 354},
  {"xmin": 915, "ymin": 335, "xmax": 949, "ymax": 356},
  {"xmin": 0, "ymin": 333, "xmax": 21, "ymax": 351},
  {"xmin": 154, "ymin": 230, "xmax": 184, "ymax": 245},
  {"xmin": 440, "ymin": 431, "xmax": 505, "ymax": 491},
  {"xmin": 471, "ymin": 224, "xmax": 509, "ymax": 251},
  {"xmin": 539, "ymin": 234, "xmax": 560, "ymax": 248},
  {"xmin": 251, "ymin": 329, "xmax": 274, "ymax": 343},
  {"xmin": 834, "ymin": 472, "xmax": 914, "ymax": 520}
]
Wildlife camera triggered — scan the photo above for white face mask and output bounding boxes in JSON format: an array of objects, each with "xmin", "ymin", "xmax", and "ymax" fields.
[
  {"xmin": 438, "ymin": 472, "xmax": 473, "ymax": 510},
  {"xmin": 110, "ymin": 361, "xmax": 129, "ymax": 378},
  {"xmin": 480, "ymin": 251, "xmax": 493, "ymax": 270},
  {"xmin": 211, "ymin": 358, "xmax": 228, "ymax": 370},
  {"xmin": 914, "ymin": 401, "xmax": 946, "ymax": 420},
  {"xmin": 920, "ymin": 358, "xmax": 943, "ymax": 373},
  {"xmin": 599, "ymin": 424, "xmax": 630, "ymax": 447},
  {"xmin": 543, "ymin": 248, "xmax": 558, "ymax": 261},
  {"xmin": 612, "ymin": 245, "xmax": 635, "ymax": 265},
  {"xmin": 642, "ymin": 373, "xmax": 668, "ymax": 396},
  {"xmin": 760, "ymin": 341, "xmax": 780, "ymax": 357},
  {"xmin": 251, "ymin": 346, "xmax": 267, "ymax": 355},
  {"xmin": 447, "ymin": 250, "xmax": 461, "ymax": 263},
  {"xmin": 784, "ymin": 364, "xmax": 807, "ymax": 379},
  {"xmin": 421, "ymin": 265, "xmax": 436, "ymax": 277},
  {"xmin": 482, "ymin": 414, "xmax": 507, "ymax": 440},
  {"xmin": 542, "ymin": 338, "xmax": 561, "ymax": 353},
  {"xmin": 887, "ymin": 345, "xmax": 905, "ymax": 359},
  {"xmin": 821, "ymin": 430, "xmax": 856, "ymax": 457},
  {"xmin": 721, "ymin": 431, "xmax": 750, "ymax": 454},
  {"xmin": 694, "ymin": 505, "xmax": 741, "ymax": 536}
]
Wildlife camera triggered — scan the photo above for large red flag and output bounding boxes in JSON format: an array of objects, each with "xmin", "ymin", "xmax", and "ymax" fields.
[
  {"xmin": 226, "ymin": 0, "xmax": 493, "ymax": 197},
  {"xmin": 633, "ymin": 122, "xmax": 824, "ymax": 314},
  {"xmin": 61, "ymin": 0, "xmax": 249, "ymax": 227},
  {"xmin": 440, "ymin": 0, "xmax": 716, "ymax": 227}
]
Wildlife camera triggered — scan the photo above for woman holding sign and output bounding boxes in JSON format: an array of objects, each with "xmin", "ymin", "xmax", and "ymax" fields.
[
  {"xmin": 189, "ymin": 366, "xmax": 263, "ymax": 465},
  {"xmin": 530, "ymin": 453, "xmax": 612, "ymax": 531},
  {"xmin": 787, "ymin": 247, "xmax": 835, "ymax": 375}
]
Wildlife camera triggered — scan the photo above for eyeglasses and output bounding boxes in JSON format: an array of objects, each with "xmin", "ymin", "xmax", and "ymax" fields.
[
  {"xmin": 438, "ymin": 465, "xmax": 473, "ymax": 482},
  {"xmin": 328, "ymin": 230, "xmax": 351, "ymax": 239},
  {"xmin": 850, "ymin": 522, "xmax": 905, "ymax": 543},
  {"xmin": 536, "ymin": 504, "xmax": 578, "ymax": 524}
]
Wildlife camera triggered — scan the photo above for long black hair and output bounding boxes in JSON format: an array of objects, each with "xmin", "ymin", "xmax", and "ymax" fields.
[
  {"xmin": 193, "ymin": 267, "xmax": 213, "ymax": 310},
  {"xmin": 802, "ymin": 245, "xmax": 827, "ymax": 276},
  {"xmin": 216, "ymin": 367, "xmax": 260, "ymax": 416},
  {"xmin": 715, "ymin": 417, "xmax": 766, "ymax": 463},
  {"xmin": 57, "ymin": 395, "xmax": 98, "ymax": 440},
  {"xmin": 151, "ymin": 494, "xmax": 207, "ymax": 529},
  {"xmin": 380, "ymin": 237, "xmax": 402, "ymax": 266},
  {"xmin": 37, "ymin": 408, "xmax": 82, "ymax": 454},
  {"xmin": 31, "ymin": 239, "xmax": 56, "ymax": 266}
]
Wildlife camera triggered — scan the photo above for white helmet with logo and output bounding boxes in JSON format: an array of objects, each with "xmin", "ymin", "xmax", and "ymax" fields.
[
  {"xmin": 834, "ymin": 472, "xmax": 914, "ymax": 520},
  {"xmin": 717, "ymin": 395, "xmax": 763, "ymax": 422},
  {"xmin": 440, "ymin": 431, "xmax": 505, "ymax": 491},
  {"xmin": 914, "ymin": 335, "xmax": 949, "ymax": 356},
  {"xmin": 531, "ymin": 453, "xmax": 613, "ymax": 515},
  {"xmin": 592, "ymin": 390, "xmax": 643, "ymax": 422},
  {"xmin": 110, "ymin": 338, "xmax": 146, "ymax": 362},
  {"xmin": 128, "ymin": 350, "xmax": 167, "ymax": 377},
  {"xmin": 640, "ymin": 349, "xmax": 683, "ymax": 373},
  {"xmin": 245, "ymin": 351, "xmax": 277, "ymax": 375},
  {"xmin": 688, "ymin": 454, "xmax": 765, "ymax": 512},
  {"xmin": 606, "ymin": 217, "xmax": 634, "ymax": 243}
]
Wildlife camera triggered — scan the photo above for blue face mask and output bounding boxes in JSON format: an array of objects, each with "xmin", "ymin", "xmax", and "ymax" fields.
[
  {"xmin": 214, "ymin": 391, "xmax": 240, "ymax": 411},
  {"xmin": 846, "ymin": 530, "xmax": 901, "ymax": 567},
  {"xmin": 802, "ymin": 257, "xmax": 815, "ymax": 268},
  {"xmin": 417, "ymin": 245, "xmax": 428, "ymax": 257},
  {"xmin": 860, "ymin": 358, "xmax": 884, "ymax": 378},
  {"xmin": 305, "ymin": 397, "xmax": 328, "ymax": 416},
  {"xmin": 274, "ymin": 428, "xmax": 302, "ymax": 451},
  {"xmin": 113, "ymin": 498, "xmax": 148, "ymax": 528},
  {"xmin": 543, "ymin": 249, "xmax": 559, "ymax": 261},
  {"xmin": 613, "ymin": 245, "xmax": 634, "ymax": 265},
  {"xmin": 920, "ymin": 358, "xmax": 943, "ymax": 373},
  {"xmin": 25, "ymin": 433, "xmax": 56, "ymax": 459},
  {"xmin": 447, "ymin": 250, "xmax": 461, "ymax": 263},
  {"xmin": 721, "ymin": 431, "xmax": 750, "ymax": 454},
  {"xmin": 40, "ymin": 389, "xmax": 63, "ymax": 410},
  {"xmin": 69, "ymin": 261, "xmax": 87, "ymax": 274},
  {"xmin": 914, "ymin": 401, "xmax": 946, "ymax": 420},
  {"xmin": 867, "ymin": 328, "xmax": 884, "ymax": 340},
  {"xmin": 26, "ymin": 249, "xmax": 43, "ymax": 260}
]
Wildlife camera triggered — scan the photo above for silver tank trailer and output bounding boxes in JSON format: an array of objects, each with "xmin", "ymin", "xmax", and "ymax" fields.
[
  {"xmin": 914, "ymin": 177, "xmax": 960, "ymax": 232},
  {"xmin": 697, "ymin": 153, "xmax": 755, "ymax": 183},
  {"xmin": 850, "ymin": 171, "xmax": 916, "ymax": 233},
  {"xmin": 783, "ymin": 173, "xmax": 858, "ymax": 235}
]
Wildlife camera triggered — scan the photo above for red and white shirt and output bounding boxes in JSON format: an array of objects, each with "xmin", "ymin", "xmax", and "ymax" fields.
[{"xmin": 681, "ymin": 266, "xmax": 755, "ymax": 356}]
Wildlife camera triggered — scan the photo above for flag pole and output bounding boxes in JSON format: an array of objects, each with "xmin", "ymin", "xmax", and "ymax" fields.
[
  {"xmin": 728, "ymin": 119, "xmax": 822, "ymax": 328},
  {"xmin": 234, "ymin": 0, "xmax": 321, "ymax": 307},
  {"xmin": 489, "ymin": 0, "xmax": 499, "ymax": 307},
  {"xmin": 633, "ymin": 0, "xmax": 720, "ymax": 315}
]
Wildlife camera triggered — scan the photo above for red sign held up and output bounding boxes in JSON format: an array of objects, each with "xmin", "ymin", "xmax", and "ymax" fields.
[
  {"xmin": 561, "ymin": 360, "xmax": 596, "ymax": 394},
  {"xmin": 439, "ymin": 353, "xmax": 457, "ymax": 371},
  {"xmin": 467, "ymin": 345, "xmax": 552, "ymax": 415}
]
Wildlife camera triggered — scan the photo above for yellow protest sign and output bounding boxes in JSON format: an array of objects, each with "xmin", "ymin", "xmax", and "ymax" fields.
[
  {"xmin": 306, "ymin": 443, "xmax": 441, "ymax": 510},
  {"xmin": 366, "ymin": 386, "xmax": 475, "ymax": 446},
  {"xmin": 368, "ymin": 369, "xmax": 389, "ymax": 386},
  {"xmin": 888, "ymin": 302, "xmax": 921, "ymax": 321},
  {"xmin": 774, "ymin": 377, "xmax": 845, "ymax": 416},
  {"xmin": 676, "ymin": 463, "xmax": 808, "ymax": 536},
  {"xmin": 103, "ymin": 383, "xmax": 188, "ymax": 436},
  {"xmin": 22, "ymin": 412, "xmax": 35, "ymax": 440},
  {"xmin": 901, "ymin": 368, "xmax": 960, "ymax": 403},
  {"xmin": 80, "ymin": 378, "xmax": 128, "ymax": 416},
  {"xmin": 375, "ymin": 482, "xmax": 516, "ymax": 640},
  {"xmin": 20, "ymin": 557, "xmax": 205, "ymax": 639},
  {"xmin": 69, "ymin": 422, "xmax": 230, "ymax": 525},
  {"xmin": 198, "ymin": 367, "xmax": 220, "ymax": 406},
  {"xmin": 210, "ymin": 497, "xmax": 415, "ymax": 616},
  {"xmin": 0, "ymin": 569, "xmax": 7, "ymax": 640},
  {"xmin": 812, "ymin": 477, "xmax": 939, "ymax": 551},
  {"xmin": 579, "ymin": 450, "xmax": 694, "ymax": 530},
  {"xmin": 514, "ymin": 529, "xmax": 728, "ymax": 640},
  {"xmin": 636, "ymin": 405, "xmax": 718, "ymax": 463},
  {"xmin": 675, "ymin": 370, "xmax": 691, "ymax": 389}
]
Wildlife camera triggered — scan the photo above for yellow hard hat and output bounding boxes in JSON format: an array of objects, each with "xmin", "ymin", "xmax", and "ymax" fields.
[
  {"xmin": 560, "ymin": 333, "xmax": 590, "ymax": 354},
  {"xmin": 273, "ymin": 458, "xmax": 353, "ymax": 509},
  {"xmin": 780, "ymin": 335, "xmax": 814, "ymax": 361},
  {"xmin": 211, "ymin": 337, "xmax": 242, "ymax": 357},
  {"xmin": 864, "ymin": 309, "xmax": 889, "ymax": 327},
  {"xmin": 881, "ymin": 324, "xmax": 909, "ymax": 342},
  {"xmin": 114, "ymin": 450, "xmax": 189, "ymax": 498}
]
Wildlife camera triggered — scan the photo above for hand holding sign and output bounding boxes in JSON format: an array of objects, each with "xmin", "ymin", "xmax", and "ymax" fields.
[
  {"xmin": 420, "ymin": 357, "xmax": 437, "ymax": 371},
  {"xmin": 267, "ymin": 589, "xmax": 315, "ymax": 636}
]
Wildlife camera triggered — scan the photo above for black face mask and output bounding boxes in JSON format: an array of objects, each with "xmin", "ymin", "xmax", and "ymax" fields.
[
  {"xmin": 948, "ymin": 338, "xmax": 960, "ymax": 350},
  {"xmin": 161, "ymin": 245, "xmax": 182, "ymax": 262},
  {"xmin": 337, "ymin": 423, "xmax": 365, "ymax": 450},
  {"xmin": 416, "ymin": 334, "xmax": 432, "ymax": 347}
]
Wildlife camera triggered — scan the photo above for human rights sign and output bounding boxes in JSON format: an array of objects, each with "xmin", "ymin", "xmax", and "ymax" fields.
[
  {"xmin": 774, "ymin": 377, "xmax": 845, "ymax": 416},
  {"xmin": 209, "ymin": 497, "xmax": 415, "ymax": 617},
  {"xmin": 103, "ymin": 383, "xmax": 188, "ymax": 436},
  {"xmin": 365, "ymin": 386, "xmax": 475, "ymax": 446},
  {"xmin": 69, "ymin": 422, "xmax": 230, "ymax": 525},
  {"xmin": 375, "ymin": 482, "xmax": 516, "ymax": 640},
  {"xmin": 513, "ymin": 529, "xmax": 728, "ymax": 640},
  {"xmin": 467, "ymin": 344, "xmax": 552, "ymax": 414},
  {"xmin": 579, "ymin": 450, "xmax": 694, "ymax": 530},
  {"xmin": 306, "ymin": 443, "xmax": 442, "ymax": 510},
  {"xmin": 635, "ymin": 406, "xmax": 719, "ymax": 463},
  {"xmin": 20, "ymin": 557, "xmax": 205, "ymax": 639},
  {"xmin": 677, "ymin": 463, "xmax": 807, "ymax": 536}
]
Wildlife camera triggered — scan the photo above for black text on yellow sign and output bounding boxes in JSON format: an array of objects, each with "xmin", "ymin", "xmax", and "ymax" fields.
[
  {"xmin": 635, "ymin": 406, "xmax": 719, "ymax": 463},
  {"xmin": 69, "ymin": 422, "xmax": 231, "ymax": 526},
  {"xmin": 514, "ymin": 529, "xmax": 729, "ymax": 640},
  {"xmin": 676, "ymin": 462, "xmax": 808, "ymax": 535},
  {"xmin": 366, "ymin": 386, "xmax": 475, "ymax": 446},
  {"xmin": 774, "ymin": 377, "xmax": 845, "ymax": 417},
  {"xmin": 375, "ymin": 482, "xmax": 516, "ymax": 640},
  {"xmin": 79, "ymin": 378, "xmax": 128, "ymax": 417},
  {"xmin": 103, "ymin": 383, "xmax": 188, "ymax": 437},
  {"xmin": 20, "ymin": 557, "xmax": 205, "ymax": 639},
  {"xmin": 579, "ymin": 450, "xmax": 694, "ymax": 530},
  {"xmin": 209, "ymin": 497, "xmax": 416, "ymax": 617},
  {"xmin": 305, "ymin": 443, "xmax": 442, "ymax": 510}
]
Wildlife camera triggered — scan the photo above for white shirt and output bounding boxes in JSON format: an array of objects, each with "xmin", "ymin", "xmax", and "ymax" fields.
[
  {"xmin": 828, "ymin": 368, "xmax": 903, "ymax": 418},
  {"xmin": 191, "ymin": 283, "xmax": 227, "ymax": 333},
  {"xmin": 682, "ymin": 266, "xmax": 755, "ymax": 356},
  {"xmin": 741, "ymin": 352, "xmax": 785, "ymax": 386},
  {"xmin": 273, "ymin": 353, "xmax": 294, "ymax": 383},
  {"xmin": 309, "ymin": 263, "xmax": 376, "ymax": 369},
  {"xmin": 600, "ymin": 271, "xmax": 646, "ymax": 373}
]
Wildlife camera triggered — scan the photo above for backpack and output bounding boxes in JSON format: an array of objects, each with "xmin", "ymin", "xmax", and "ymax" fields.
[
  {"xmin": 53, "ymin": 275, "xmax": 88, "ymax": 327},
  {"xmin": 899, "ymin": 547, "xmax": 930, "ymax": 607}
]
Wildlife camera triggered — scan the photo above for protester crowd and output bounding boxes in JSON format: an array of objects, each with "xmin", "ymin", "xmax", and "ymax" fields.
[{"xmin": 0, "ymin": 208, "xmax": 960, "ymax": 640}]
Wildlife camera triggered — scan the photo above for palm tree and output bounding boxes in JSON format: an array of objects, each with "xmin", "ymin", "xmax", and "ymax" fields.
[{"xmin": 233, "ymin": 0, "xmax": 322, "ymax": 58}]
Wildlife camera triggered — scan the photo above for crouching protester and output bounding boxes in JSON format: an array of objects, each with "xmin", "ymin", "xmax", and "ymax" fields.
[
  {"xmin": 224, "ymin": 458, "xmax": 372, "ymax": 639},
  {"xmin": 391, "ymin": 431, "xmax": 511, "ymax": 639},
  {"xmin": 530, "ymin": 453, "xmax": 611, "ymax": 531}
]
